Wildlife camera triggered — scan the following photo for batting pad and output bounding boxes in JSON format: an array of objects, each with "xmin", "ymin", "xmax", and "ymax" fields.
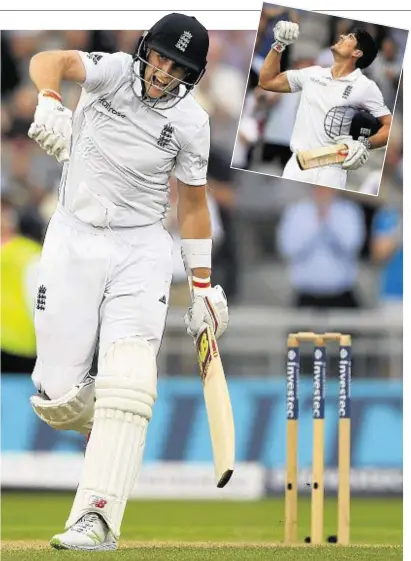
[{"xmin": 65, "ymin": 337, "xmax": 157, "ymax": 538}]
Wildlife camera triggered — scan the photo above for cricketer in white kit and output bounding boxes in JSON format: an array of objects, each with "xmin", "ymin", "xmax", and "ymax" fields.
[
  {"xmin": 258, "ymin": 22, "xmax": 392, "ymax": 189},
  {"xmin": 27, "ymin": 13, "xmax": 229, "ymax": 551}
]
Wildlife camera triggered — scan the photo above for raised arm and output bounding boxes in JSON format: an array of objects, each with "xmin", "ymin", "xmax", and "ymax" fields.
[
  {"xmin": 258, "ymin": 50, "xmax": 292, "ymax": 92},
  {"xmin": 28, "ymin": 50, "xmax": 85, "ymax": 163},
  {"xmin": 258, "ymin": 21, "xmax": 299, "ymax": 93},
  {"xmin": 28, "ymin": 50, "xmax": 126, "ymax": 163},
  {"xmin": 30, "ymin": 50, "xmax": 86, "ymax": 93}
]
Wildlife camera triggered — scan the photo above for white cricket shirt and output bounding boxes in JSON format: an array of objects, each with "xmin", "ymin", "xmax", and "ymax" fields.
[
  {"xmin": 59, "ymin": 51, "xmax": 210, "ymax": 227},
  {"xmin": 285, "ymin": 66, "xmax": 390, "ymax": 153}
]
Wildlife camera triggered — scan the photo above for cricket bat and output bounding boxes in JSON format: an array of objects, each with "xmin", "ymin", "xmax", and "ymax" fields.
[
  {"xmin": 296, "ymin": 144, "xmax": 349, "ymax": 170},
  {"xmin": 196, "ymin": 323, "xmax": 235, "ymax": 488}
]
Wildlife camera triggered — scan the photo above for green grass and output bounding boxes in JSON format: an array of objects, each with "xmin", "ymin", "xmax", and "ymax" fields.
[{"xmin": 1, "ymin": 493, "xmax": 403, "ymax": 560}]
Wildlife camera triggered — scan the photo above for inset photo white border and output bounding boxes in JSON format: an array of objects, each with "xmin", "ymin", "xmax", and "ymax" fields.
[{"xmin": 230, "ymin": 2, "xmax": 408, "ymax": 197}]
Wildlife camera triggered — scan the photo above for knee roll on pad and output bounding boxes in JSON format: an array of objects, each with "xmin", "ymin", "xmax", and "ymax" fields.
[
  {"xmin": 30, "ymin": 377, "xmax": 95, "ymax": 434},
  {"xmin": 66, "ymin": 336, "xmax": 157, "ymax": 538},
  {"xmin": 95, "ymin": 335, "xmax": 157, "ymax": 420}
]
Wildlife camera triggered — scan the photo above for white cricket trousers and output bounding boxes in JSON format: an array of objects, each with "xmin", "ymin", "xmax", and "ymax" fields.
[
  {"xmin": 282, "ymin": 153, "xmax": 348, "ymax": 190},
  {"xmin": 32, "ymin": 205, "xmax": 173, "ymax": 400}
]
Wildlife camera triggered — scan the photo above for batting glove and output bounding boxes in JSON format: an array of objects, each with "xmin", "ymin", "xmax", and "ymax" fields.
[
  {"xmin": 184, "ymin": 283, "xmax": 229, "ymax": 340},
  {"xmin": 334, "ymin": 135, "xmax": 369, "ymax": 171},
  {"xmin": 28, "ymin": 90, "xmax": 72, "ymax": 163},
  {"xmin": 272, "ymin": 21, "xmax": 300, "ymax": 53}
]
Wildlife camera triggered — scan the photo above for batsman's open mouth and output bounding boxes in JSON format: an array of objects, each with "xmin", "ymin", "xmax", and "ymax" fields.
[{"xmin": 149, "ymin": 76, "xmax": 171, "ymax": 94}]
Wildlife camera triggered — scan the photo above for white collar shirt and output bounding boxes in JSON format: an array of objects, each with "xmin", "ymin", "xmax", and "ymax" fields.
[
  {"xmin": 285, "ymin": 66, "xmax": 390, "ymax": 153},
  {"xmin": 59, "ymin": 51, "xmax": 210, "ymax": 228}
]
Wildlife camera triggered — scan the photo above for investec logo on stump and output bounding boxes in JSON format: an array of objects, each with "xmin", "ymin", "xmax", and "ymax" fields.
[
  {"xmin": 286, "ymin": 349, "xmax": 299, "ymax": 420},
  {"xmin": 339, "ymin": 347, "xmax": 351, "ymax": 418},
  {"xmin": 313, "ymin": 348, "xmax": 325, "ymax": 419}
]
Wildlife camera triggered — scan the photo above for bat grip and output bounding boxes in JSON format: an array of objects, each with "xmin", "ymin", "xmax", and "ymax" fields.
[{"xmin": 187, "ymin": 275, "xmax": 194, "ymax": 300}]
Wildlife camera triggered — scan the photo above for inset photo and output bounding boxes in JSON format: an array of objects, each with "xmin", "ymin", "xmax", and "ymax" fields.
[{"xmin": 231, "ymin": 4, "xmax": 408, "ymax": 196}]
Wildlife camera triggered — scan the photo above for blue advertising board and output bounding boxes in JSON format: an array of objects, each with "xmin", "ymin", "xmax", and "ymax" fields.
[{"xmin": 1, "ymin": 374, "xmax": 402, "ymax": 469}]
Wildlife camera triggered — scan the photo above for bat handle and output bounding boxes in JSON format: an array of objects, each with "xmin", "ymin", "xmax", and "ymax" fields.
[{"xmin": 187, "ymin": 275, "xmax": 194, "ymax": 299}]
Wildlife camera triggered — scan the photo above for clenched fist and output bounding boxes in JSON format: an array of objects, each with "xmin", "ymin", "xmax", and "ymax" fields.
[
  {"xmin": 28, "ymin": 90, "xmax": 72, "ymax": 163},
  {"xmin": 272, "ymin": 21, "xmax": 300, "ymax": 53},
  {"xmin": 184, "ymin": 284, "xmax": 229, "ymax": 340}
]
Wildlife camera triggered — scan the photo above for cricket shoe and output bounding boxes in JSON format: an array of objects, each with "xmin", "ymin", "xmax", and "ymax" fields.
[{"xmin": 50, "ymin": 512, "xmax": 117, "ymax": 550}]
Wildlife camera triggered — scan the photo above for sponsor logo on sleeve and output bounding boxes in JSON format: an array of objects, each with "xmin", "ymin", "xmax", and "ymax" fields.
[{"xmin": 87, "ymin": 52, "xmax": 103, "ymax": 65}]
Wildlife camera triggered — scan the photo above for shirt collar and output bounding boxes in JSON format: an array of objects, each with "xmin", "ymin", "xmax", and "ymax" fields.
[{"xmin": 326, "ymin": 67, "xmax": 362, "ymax": 82}]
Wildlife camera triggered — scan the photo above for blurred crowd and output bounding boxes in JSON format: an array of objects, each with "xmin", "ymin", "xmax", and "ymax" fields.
[
  {"xmin": 234, "ymin": 5, "xmax": 406, "ymax": 194},
  {"xmin": 1, "ymin": 26, "xmax": 403, "ymax": 376}
]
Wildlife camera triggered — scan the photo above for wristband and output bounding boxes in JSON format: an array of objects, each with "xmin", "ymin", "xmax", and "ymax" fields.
[
  {"xmin": 358, "ymin": 137, "xmax": 371, "ymax": 151},
  {"xmin": 271, "ymin": 41, "xmax": 286, "ymax": 53},
  {"xmin": 192, "ymin": 276, "xmax": 213, "ymax": 298},
  {"xmin": 192, "ymin": 276, "xmax": 211, "ymax": 289},
  {"xmin": 40, "ymin": 89, "xmax": 63, "ymax": 103},
  {"xmin": 181, "ymin": 238, "xmax": 212, "ymax": 271}
]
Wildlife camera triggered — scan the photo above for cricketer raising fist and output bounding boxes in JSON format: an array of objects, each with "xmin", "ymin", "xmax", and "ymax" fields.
[
  {"xmin": 272, "ymin": 21, "xmax": 300, "ymax": 53},
  {"xmin": 28, "ymin": 89, "xmax": 72, "ymax": 163}
]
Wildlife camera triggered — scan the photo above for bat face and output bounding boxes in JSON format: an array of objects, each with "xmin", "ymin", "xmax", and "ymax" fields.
[
  {"xmin": 196, "ymin": 326, "xmax": 216, "ymax": 381},
  {"xmin": 195, "ymin": 324, "xmax": 235, "ymax": 488},
  {"xmin": 297, "ymin": 144, "xmax": 349, "ymax": 170}
]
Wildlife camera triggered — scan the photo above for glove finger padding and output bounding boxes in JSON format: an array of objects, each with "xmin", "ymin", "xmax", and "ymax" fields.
[
  {"xmin": 35, "ymin": 128, "xmax": 53, "ymax": 145},
  {"xmin": 28, "ymin": 91, "xmax": 72, "ymax": 162},
  {"xmin": 28, "ymin": 122, "xmax": 41, "ymax": 140},
  {"xmin": 285, "ymin": 22, "xmax": 294, "ymax": 41},
  {"xmin": 42, "ymin": 132, "xmax": 59, "ymax": 150},
  {"xmin": 333, "ymin": 134, "xmax": 369, "ymax": 171},
  {"xmin": 56, "ymin": 148, "xmax": 70, "ymax": 164},
  {"xmin": 342, "ymin": 142, "xmax": 368, "ymax": 170},
  {"xmin": 51, "ymin": 136, "xmax": 68, "ymax": 158},
  {"xmin": 274, "ymin": 21, "xmax": 299, "ymax": 44}
]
